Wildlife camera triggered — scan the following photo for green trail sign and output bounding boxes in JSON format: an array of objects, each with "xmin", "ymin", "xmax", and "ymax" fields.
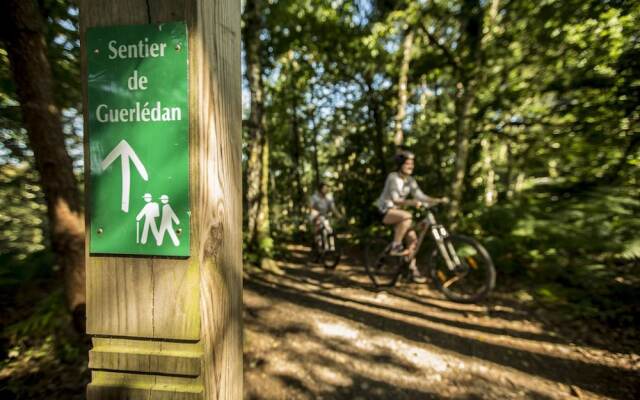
[{"xmin": 87, "ymin": 22, "xmax": 190, "ymax": 257}]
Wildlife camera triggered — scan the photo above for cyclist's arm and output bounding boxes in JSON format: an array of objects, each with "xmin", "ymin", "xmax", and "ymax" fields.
[
  {"xmin": 386, "ymin": 174, "xmax": 423, "ymax": 207},
  {"xmin": 415, "ymin": 193, "xmax": 449, "ymax": 207},
  {"xmin": 329, "ymin": 200, "xmax": 342, "ymax": 218},
  {"xmin": 394, "ymin": 198, "xmax": 420, "ymax": 207},
  {"xmin": 388, "ymin": 176, "xmax": 411, "ymax": 207},
  {"xmin": 389, "ymin": 180, "xmax": 408, "ymax": 206},
  {"xmin": 413, "ymin": 188, "xmax": 437, "ymax": 204},
  {"xmin": 411, "ymin": 180, "xmax": 446, "ymax": 207},
  {"xmin": 308, "ymin": 195, "xmax": 318, "ymax": 212}
]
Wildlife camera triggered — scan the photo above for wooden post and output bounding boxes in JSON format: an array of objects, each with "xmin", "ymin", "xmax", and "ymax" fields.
[{"xmin": 80, "ymin": 1, "xmax": 242, "ymax": 399}]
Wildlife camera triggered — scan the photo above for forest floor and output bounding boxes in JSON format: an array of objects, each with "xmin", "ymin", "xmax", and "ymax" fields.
[
  {"xmin": 243, "ymin": 244, "xmax": 640, "ymax": 400},
  {"xmin": 1, "ymin": 243, "xmax": 639, "ymax": 399}
]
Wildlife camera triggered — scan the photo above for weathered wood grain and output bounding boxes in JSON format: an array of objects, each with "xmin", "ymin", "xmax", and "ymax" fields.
[
  {"xmin": 81, "ymin": 0, "xmax": 242, "ymax": 398},
  {"xmin": 189, "ymin": 0, "xmax": 242, "ymax": 398},
  {"xmin": 89, "ymin": 353, "xmax": 200, "ymax": 377},
  {"xmin": 89, "ymin": 370, "xmax": 202, "ymax": 400}
]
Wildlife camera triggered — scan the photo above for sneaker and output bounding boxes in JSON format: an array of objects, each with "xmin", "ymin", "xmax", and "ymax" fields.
[
  {"xmin": 410, "ymin": 265, "xmax": 427, "ymax": 283},
  {"xmin": 411, "ymin": 273, "xmax": 427, "ymax": 284},
  {"xmin": 388, "ymin": 243, "xmax": 406, "ymax": 256}
]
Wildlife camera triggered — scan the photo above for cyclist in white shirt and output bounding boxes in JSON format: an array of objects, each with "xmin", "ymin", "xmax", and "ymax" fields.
[
  {"xmin": 309, "ymin": 182, "xmax": 340, "ymax": 227},
  {"xmin": 376, "ymin": 149, "xmax": 447, "ymax": 282}
]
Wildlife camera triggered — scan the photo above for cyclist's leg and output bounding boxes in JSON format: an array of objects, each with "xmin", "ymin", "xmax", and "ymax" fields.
[
  {"xmin": 309, "ymin": 210, "xmax": 320, "ymax": 232},
  {"xmin": 382, "ymin": 209, "xmax": 413, "ymax": 250},
  {"xmin": 322, "ymin": 217, "xmax": 335, "ymax": 250},
  {"xmin": 309, "ymin": 210, "xmax": 322, "ymax": 249},
  {"xmin": 322, "ymin": 217, "xmax": 333, "ymax": 234},
  {"xmin": 405, "ymin": 229, "xmax": 418, "ymax": 254},
  {"xmin": 315, "ymin": 215, "xmax": 326, "ymax": 235},
  {"xmin": 318, "ymin": 216, "xmax": 329, "ymax": 250},
  {"xmin": 405, "ymin": 229, "xmax": 426, "ymax": 282}
]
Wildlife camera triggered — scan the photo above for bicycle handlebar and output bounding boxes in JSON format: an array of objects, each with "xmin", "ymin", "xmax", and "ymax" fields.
[{"xmin": 417, "ymin": 197, "xmax": 450, "ymax": 209}]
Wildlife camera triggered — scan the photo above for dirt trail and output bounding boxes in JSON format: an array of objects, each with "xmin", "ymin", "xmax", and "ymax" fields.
[{"xmin": 244, "ymin": 245, "xmax": 640, "ymax": 400}]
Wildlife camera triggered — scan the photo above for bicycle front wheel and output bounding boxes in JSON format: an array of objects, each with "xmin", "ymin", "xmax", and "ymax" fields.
[
  {"xmin": 429, "ymin": 234, "xmax": 495, "ymax": 303},
  {"xmin": 364, "ymin": 238, "xmax": 403, "ymax": 287},
  {"xmin": 322, "ymin": 232, "xmax": 341, "ymax": 269}
]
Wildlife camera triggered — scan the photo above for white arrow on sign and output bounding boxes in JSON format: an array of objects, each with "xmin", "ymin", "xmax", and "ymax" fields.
[{"xmin": 100, "ymin": 139, "xmax": 148, "ymax": 213}]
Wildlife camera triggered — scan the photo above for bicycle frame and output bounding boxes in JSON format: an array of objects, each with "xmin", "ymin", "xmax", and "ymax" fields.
[
  {"xmin": 368, "ymin": 205, "xmax": 495, "ymax": 300},
  {"xmin": 314, "ymin": 216, "xmax": 335, "ymax": 252},
  {"xmin": 407, "ymin": 209, "xmax": 462, "ymax": 272}
]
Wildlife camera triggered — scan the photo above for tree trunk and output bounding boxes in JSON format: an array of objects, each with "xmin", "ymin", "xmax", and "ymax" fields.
[
  {"xmin": 290, "ymin": 88, "xmax": 304, "ymax": 215},
  {"xmin": 308, "ymin": 112, "xmax": 321, "ymax": 189},
  {"xmin": 481, "ymin": 138, "xmax": 496, "ymax": 206},
  {"xmin": 372, "ymin": 98, "xmax": 388, "ymax": 179},
  {"xmin": 417, "ymin": 75, "xmax": 429, "ymax": 125},
  {"xmin": 0, "ymin": 0, "xmax": 85, "ymax": 324},
  {"xmin": 243, "ymin": 0, "xmax": 267, "ymax": 253},
  {"xmin": 365, "ymin": 78, "xmax": 388, "ymax": 179},
  {"xmin": 449, "ymin": 83, "xmax": 474, "ymax": 219},
  {"xmin": 256, "ymin": 132, "xmax": 271, "ymax": 255},
  {"xmin": 503, "ymin": 140, "xmax": 515, "ymax": 200},
  {"xmin": 393, "ymin": 28, "xmax": 414, "ymax": 147},
  {"xmin": 448, "ymin": 0, "xmax": 484, "ymax": 220}
]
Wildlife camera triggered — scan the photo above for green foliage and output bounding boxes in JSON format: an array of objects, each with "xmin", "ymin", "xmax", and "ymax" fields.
[
  {"xmin": 258, "ymin": 235, "xmax": 275, "ymax": 257},
  {"xmin": 0, "ymin": 0, "xmax": 81, "ymax": 280},
  {"xmin": 1, "ymin": 1, "xmax": 82, "ymax": 166},
  {"xmin": 0, "ymin": 251, "xmax": 54, "ymax": 291},
  {"xmin": 462, "ymin": 183, "xmax": 640, "ymax": 325},
  {"xmin": 0, "ymin": 163, "xmax": 47, "ymax": 259},
  {"xmin": 243, "ymin": 0, "xmax": 639, "ymax": 326},
  {"xmin": 0, "ymin": 4, "xmax": 86, "ymax": 393},
  {"xmin": 0, "ymin": 251, "xmax": 80, "ymax": 377},
  {"xmin": 3, "ymin": 290, "xmax": 79, "ymax": 361},
  {"xmin": 0, "ymin": 285, "xmax": 87, "ymax": 400},
  {"xmin": 469, "ymin": 184, "xmax": 640, "ymax": 272}
]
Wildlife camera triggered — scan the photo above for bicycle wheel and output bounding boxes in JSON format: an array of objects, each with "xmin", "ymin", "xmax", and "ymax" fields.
[
  {"xmin": 364, "ymin": 238, "xmax": 403, "ymax": 287},
  {"xmin": 322, "ymin": 232, "xmax": 341, "ymax": 269},
  {"xmin": 308, "ymin": 232, "xmax": 321, "ymax": 263},
  {"xmin": 429, "ymin": 234, "xmax": 495, "ymax": 303}
]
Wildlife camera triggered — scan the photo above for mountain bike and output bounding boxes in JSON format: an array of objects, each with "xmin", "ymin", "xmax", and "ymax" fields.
[
  {"xmin": 364, "ymin": 202, "xmax": 495, "ymax": 303},
  {"xmin": 310, "ymin": 215, "xmax": 341, "ymax": 269}
]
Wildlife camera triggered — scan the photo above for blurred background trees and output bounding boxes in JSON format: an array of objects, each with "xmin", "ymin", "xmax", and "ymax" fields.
[
  {"xmin": 240, "ymin": 0, "xmax": 639, "ymax": 322},
  {"xmin": 1, "ymin": 0, "xmax": 84, "ymax": 328},
  {"xmin": 1, "ymin": 2, "xmax": 86, "ymax": 397}
]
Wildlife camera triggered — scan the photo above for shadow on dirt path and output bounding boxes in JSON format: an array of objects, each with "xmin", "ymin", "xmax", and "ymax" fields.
[{"xmin": 244, "ymin": 244, "xmax": 640, "ymax": 400}]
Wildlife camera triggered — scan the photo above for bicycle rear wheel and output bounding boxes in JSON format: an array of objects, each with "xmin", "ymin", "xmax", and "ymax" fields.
[
  {"xmin": 429, "ymin": 234, "xmax": 495, "ymax": 303},
  {"xmin": 364, "ymin": 238, "xmax": 403, "ymax": 287}
]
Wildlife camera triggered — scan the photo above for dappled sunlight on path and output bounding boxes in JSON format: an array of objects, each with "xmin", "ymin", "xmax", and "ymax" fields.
[{"xmin": 244, "ymin": 244, "xmax": 640, "ymax": 400}]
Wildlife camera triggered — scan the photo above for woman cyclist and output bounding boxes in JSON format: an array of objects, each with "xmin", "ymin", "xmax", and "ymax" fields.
[{"xmin": 376, "ymin": 149, "xmax": 447, "ymax": 283}]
